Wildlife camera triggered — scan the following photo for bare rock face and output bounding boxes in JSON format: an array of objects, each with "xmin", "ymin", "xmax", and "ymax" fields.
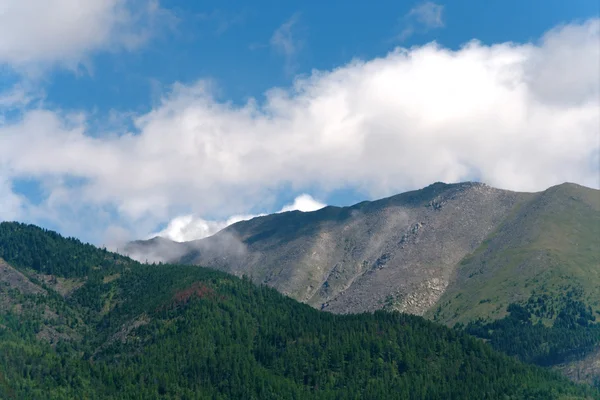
[
  {"xmin": 302, "ymin": 182, "xmax": 529, "ymax": 315},
  {"xmin": 0, "ymin": 258, "xmax": 46, "ymax": 311},
  {"xmin": 131, "ymin": 182, "xmax": 530, "ymax": 316},
  {"xmin": 555, "ymin": 347, "xmax": 600, "ymax": 386}
]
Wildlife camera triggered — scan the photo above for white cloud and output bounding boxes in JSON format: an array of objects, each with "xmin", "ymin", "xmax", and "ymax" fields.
[
  {"xmin": 0, "ymin": 19, "xmax": 598, "ymax": 243},
  {"xmin": 279, "ymin": 194, "xmax": 326, "ymax": 213},
  {"xmin": 399, "ymin": 1, "xmax": 445, "ymax": 41},
  {"xmin": 0, "ymin": 0, "xmax": 172, "ymax": 71},
  {"xmin": 526, "ymin": 20, "xmax": 600, "ymax": 106},
  {"xmin": 0, "ymin": 178, "xmax": 23, "ymax": 221},
  {"xmin": 152, "ymin": 214, "xmax": 251, "ymax": 243},
  {"xmin": 154, "ymin": 194, "xmax": 326, "ymax": 242}
]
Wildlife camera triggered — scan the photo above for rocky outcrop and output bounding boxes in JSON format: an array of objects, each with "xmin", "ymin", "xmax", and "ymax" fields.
[{"xmin": 0, "ymin": 258, "xmax": 46, "ymax": 311}]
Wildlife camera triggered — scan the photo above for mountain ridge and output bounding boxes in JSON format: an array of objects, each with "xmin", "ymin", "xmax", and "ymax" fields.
[
  {"xmin": 126, "ymin": 181, "xmax": 533, "ymax": 315},
  {"xmin": 127, "ymin": 182, "xmax": 598, "ymax": 321}
]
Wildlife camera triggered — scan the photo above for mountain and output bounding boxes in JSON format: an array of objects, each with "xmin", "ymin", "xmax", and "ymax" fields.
[
  {"xmin": 127, "ymin": 182, "xmax": 532, "ymax": 315},
  {"xmin": 1, "ymin": 222, "xmax": 596, "ymax": 399},
  {"xmin": 127, "ymin": 181, "xmax": 600, "ymax": 383}
]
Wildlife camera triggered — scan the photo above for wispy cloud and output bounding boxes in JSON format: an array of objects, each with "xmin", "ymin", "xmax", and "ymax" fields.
[
  {"xmin": 248, "ymin": 42, "xmax": 268, "ymax": 51},
  {"xmin": 196, "ymin": 9, "xmax": 245, "ymax": 36},
  {"xmin": 398, "ymin": 1, "xmax": 445, "ymax": 41},
  {"xmin": 270, "ymin": 13, "xmax": 304, "ymax": 74},
  {"xmin": 409, "ymin": 1, "xmax": 444, "ymax": 28},
  {"xmin": 0, "ymin": 83, "xmax": 38, "ymax": 110}
]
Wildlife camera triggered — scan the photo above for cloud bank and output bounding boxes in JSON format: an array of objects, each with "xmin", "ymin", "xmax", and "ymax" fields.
[{"xmin": 0, "ymin": 18, "xmax": 598, "ymax": 244}]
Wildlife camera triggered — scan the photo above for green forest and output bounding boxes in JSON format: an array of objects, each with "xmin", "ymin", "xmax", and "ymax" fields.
[
  {"xmin": 462, "ymin": 289, "xmax": 600, "ymax": 371},
  {"xmin": 0, "ymin": 222, "xmax": 598, "ymax": 399}
]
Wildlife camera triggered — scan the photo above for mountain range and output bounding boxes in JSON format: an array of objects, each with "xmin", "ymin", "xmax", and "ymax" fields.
[
  {"xmin": 0, "ymin": 180, "xmax": 598, "ymax": 398},
  {"xmin": 1, "ymin": 222, "xmax": 596, "ymax": 398},
  {"xmin": 126, "ymin": 181, "xmax": 600, "ymax": 384}
]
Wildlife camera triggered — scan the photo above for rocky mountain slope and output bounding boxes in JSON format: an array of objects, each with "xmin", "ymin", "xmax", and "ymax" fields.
[
  {"xmin": 129, "ymin": 182, "xmax": 599, "ymax": 321},
  {"xmin": 127, "ymin": 182, "xmax": 534, "ymax": 315}
]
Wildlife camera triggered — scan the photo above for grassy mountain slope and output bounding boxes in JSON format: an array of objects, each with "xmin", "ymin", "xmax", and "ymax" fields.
[
  {"xmin": 0, "ymin": 222, "xmax": 597, "ymax": 399},
  {"xmin": 425, "ymin": 183, "xmax": 600, "ymax": 384},
  {"xmin": 428, "ymin": 183, "xmax": 600, "ymax": 326}
]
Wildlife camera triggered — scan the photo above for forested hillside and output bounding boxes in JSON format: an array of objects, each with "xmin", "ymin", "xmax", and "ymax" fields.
[
  {"xmin": 0, "ymin": 222, "xmax": 597, "ymax": 399},
  {"xmin": 460, "ymin": 291, "xmax": 600, "ymax": 386}
]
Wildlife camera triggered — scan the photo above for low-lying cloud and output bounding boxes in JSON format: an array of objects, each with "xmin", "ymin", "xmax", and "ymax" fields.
[
  {"xmin": 0, "ymin": 18, "xmax": 598, "ymax": 244},
  {"xmin": 155, "ymin": 194, "xmax": 326, "ymax": 242}
]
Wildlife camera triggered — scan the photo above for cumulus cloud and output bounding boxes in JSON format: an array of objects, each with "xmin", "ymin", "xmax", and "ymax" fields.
[
  {"xmin": 152, "ymin": 214, "xmax": 254, "ymax": 243},
  {"xmin": 279, "ymin": 194, "xmax": 326, "ymax": 213},
  {"xmin": 0, "ymin": 19, "xmax": 598, "ymax": 244},
  {"xmin": 0, "ymin": 178, "xmax": 23, "ymax": 221},
  {"xmin": 155, "ymin": 194, "xmax": 326, "ymax": 242},
  {"xmin": 0, "ymin": 0, "xmax": 172, "ymax": 71},
  {"xmin": 399, "ymin": 1, "xmax": 445, "ymax": 41},
  {"xmin": 526, "ymin": 20, "xmax": 600, "ymax": 106}
]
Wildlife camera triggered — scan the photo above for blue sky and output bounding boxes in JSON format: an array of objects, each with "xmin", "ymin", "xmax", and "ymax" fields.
[
  {"xmin": 36, "ymin": 0, "xmax": 599, "ymax": 114},
  {"xmin": 0, "ymin": 0, "xmax": 598, "ymax": 246}
]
